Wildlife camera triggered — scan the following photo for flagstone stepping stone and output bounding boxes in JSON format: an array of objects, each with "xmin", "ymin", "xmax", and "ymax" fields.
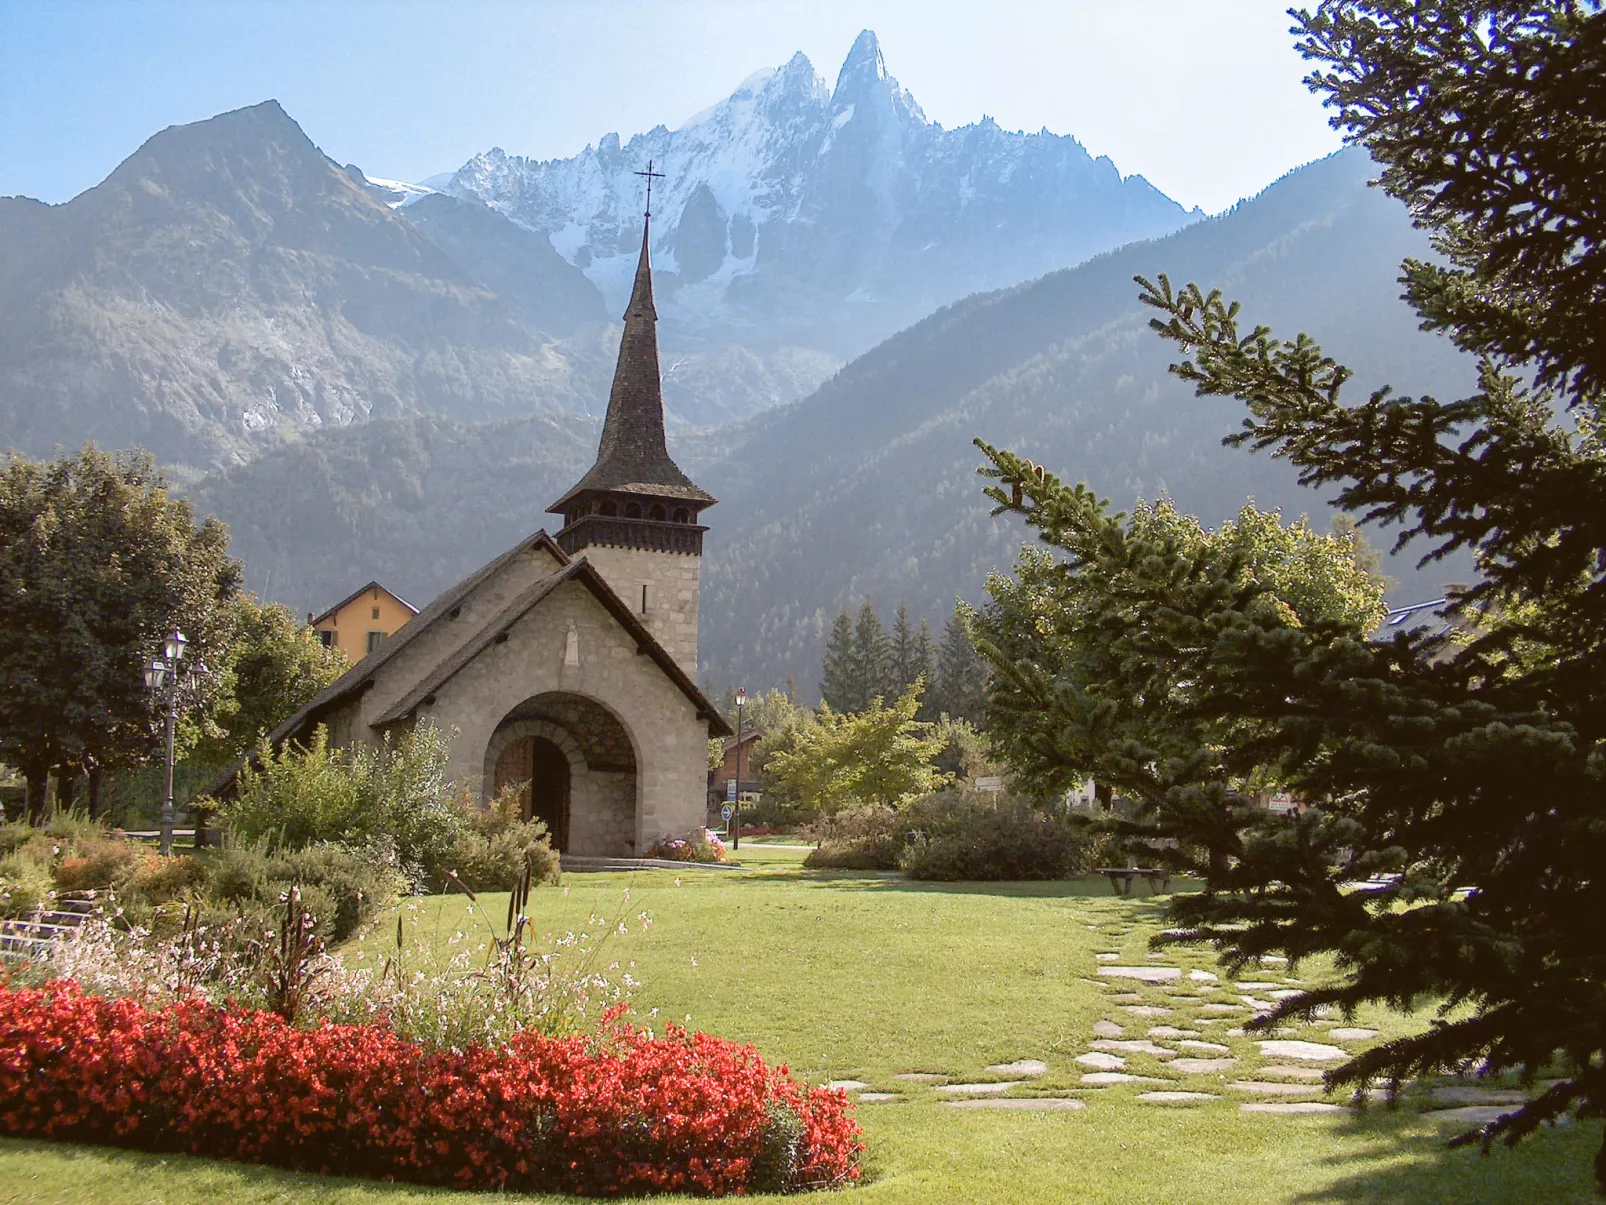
[
  {"xmin": 1257, "ymin": 1040, "xmax": 1345, "ymax": 1062},
  {"xmin": 1427, "ymin": 1105, "xmax": 1520, "ymax": 1125},
  {"xmin": 826, "ymin": 1080, "xmax": 869, "ymax": 1091},
  {"xmin": 1201, "ymin": 1003, "xmax": 1244, "ymax": 1013},
  {"xmin": 1235, "ymin": 981, "xmax": 1281, "ymax": 990},
  {"xmin": 1229, "ymin": 1081, "xmax": 1326, "ymax": 1096},
  {"xmin": 891, "ymin": 1073, "xmax": 947, "ymax": 1083},
  {"xmin": 1269, "ymin": 989, "xmax": 1305, "ymax": 1000},
  {"xmin": 1098, "ymin": 966, "xmax": 1182, "ymax": 982},
  {"xmin": 1259, "ymin": 1065, "xmax": 1328, "ymax": 1081},
  {"xmin": 1092, "ymin": 1040, "xmax": 1175, "ymax": 1057},
  {"xmin": 1082, "ymin": 1072, "xmax": 1170, "ymax": 1085},
  {"xmin": 858, "ymin": 1093, "xmax": 903, "ymax": 1102},
  {"xmin": 1171, "ymin": 1057, "xmax": 1238, "ymax": 1074},
  {"xmin": 1240, "ymin": 995, "xmax": 1277, "ymax": 1009},
  {"xmin": 986, "ymin": 1059, "xmax": 1048, "ymax": 1077},
  {"xmin": 1330, "ymin": 1028, "xmax": 1379, "ymax": 1041},
  {"xmin": 1148, "ymin": 1026, "xmax": 1199, "ymax": 1039},
  {"xmin": 1189, "ymin": 969, "xmax": 1219, "ymax": 982},
  {"xmin": 1096, "ymin": 953, "xmax": 1122, "ymax": 961},
  {"xmin": 1177, "ymin": 1040, "xmax": 1231, "ymax": 1053},
  {"xmin": 1260, "ymin": 955, "xmax": 1288, "ymax": 964},
  {"xmin": 1430, "ymin": 1086, "xmax": 1526, "ymax": 1106},
  {"xmin": 1123, "ymin": 1005, "xmax": 1174, "ymax": 1017},
  {"xmin": 1092, "ymin": 1020, "xmax": 1126, "ymax": 1038},
  {"xmin": 1109, "ymin": 992, "xmax": 1146, "ymax": 1003},
  {"xmin": 1226, "ymin": 1029, "xmax": 1248, "ymax": 1037},
  {"xmin": 936, "ymin": 1081, "xmax": 1023, "ymax": 1096},
  {"xmin": 1076, "ymin": 1052, "xmax": 1126, "ymax": 1071},
  {"xmin": 944, "ymin": 1098, "xmax": 1086, "ymax": 1111},
  {"xmin": 1139, "ymin": 1091, "xmax": 1219, "ymax": 1104},
  {"xmin": 1242, "ymin": 1102, "xmax": 1345, "ymax": 1114}
]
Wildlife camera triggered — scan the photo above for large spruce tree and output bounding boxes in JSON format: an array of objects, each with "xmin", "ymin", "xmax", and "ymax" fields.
[{"xmin": 976, "ymin": 0, "xmax": 1605, "ymax": 1183}]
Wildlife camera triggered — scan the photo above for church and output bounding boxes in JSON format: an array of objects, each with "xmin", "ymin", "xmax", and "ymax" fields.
[{"xmin": 238, "ymin": 202, "xmax": 732, "ymax": 856}]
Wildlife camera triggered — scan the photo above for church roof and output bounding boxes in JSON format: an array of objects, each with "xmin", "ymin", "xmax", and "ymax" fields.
[
  {"xmin": 549, "ymin": 220, "xmax": 715, "ymax": 512},
  {"xmin": 205, "ymin": 528, "xmax": 730, "ymax": 795}
]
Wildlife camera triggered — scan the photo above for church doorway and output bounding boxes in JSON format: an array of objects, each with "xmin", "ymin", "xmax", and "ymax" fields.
[
  {"xmin": 483, "ymin": 692, "xmax": 639, "ymax": 858},
  {"xmin": 492, "ymin": 735, "xmax": 572, "ymax": 851}
]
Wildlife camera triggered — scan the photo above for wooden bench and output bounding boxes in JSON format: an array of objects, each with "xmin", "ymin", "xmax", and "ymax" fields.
[{"xmin": 1096, "ymin": 867, "xmax": 1170, "ymax": 896}]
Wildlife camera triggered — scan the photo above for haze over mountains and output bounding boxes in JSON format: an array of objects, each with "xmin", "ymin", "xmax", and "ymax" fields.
[{"xmin": 1, "ymin": 31, "xmax": 1479, "ymax": 690}]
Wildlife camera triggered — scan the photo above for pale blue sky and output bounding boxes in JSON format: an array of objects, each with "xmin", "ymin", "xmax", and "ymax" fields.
[{"xmin": 0, "ymin": 1, "xmax": 1342, "ymax": 214}]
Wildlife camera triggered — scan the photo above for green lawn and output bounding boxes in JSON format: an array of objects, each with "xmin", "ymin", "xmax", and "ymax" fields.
[{"xmin": 3, "ymin": 846, "xmax": 1597, "ymax": 1204}]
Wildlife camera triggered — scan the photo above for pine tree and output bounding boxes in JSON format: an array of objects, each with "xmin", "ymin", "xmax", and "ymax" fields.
[
  {"xmin": 818, "ymin": 608, "xmax": 856, "ymax": 712},
  {"xmin": 975, "ymin": 2, "xmax": 1606, "ymax": 1181},
  {"xmin": 931, "ymin": 605, "xmax": 987, "ymax": 726},
  {"xmin": 912, "ymin": 618, "xmax": 936, "ymax": 719},
  {"xmin": 849, "ymin": 599, "xmax": 891, "ymax": 710},
  {"xmin": 889, "ymin": 602, "xmax": 926, "ymax": 695}
]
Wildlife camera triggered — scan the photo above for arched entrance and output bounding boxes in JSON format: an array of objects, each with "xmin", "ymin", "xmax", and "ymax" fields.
[
  {"xmin": 483, "ymin": 693, "xmax": 639, "ymax": 857},
  {"xmin": 492, "ymin": 735, "xmax": 572, "ymax": 850}
]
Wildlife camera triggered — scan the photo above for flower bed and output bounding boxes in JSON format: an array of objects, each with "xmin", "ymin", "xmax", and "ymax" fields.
[{"xmin": 0, "ymin": 982, "xmax": 860, "ymax": 1195}]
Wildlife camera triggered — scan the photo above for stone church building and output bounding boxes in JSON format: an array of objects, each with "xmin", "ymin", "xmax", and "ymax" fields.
[{"xmin": 239, "ymin": 217, "xmax": 732, "ymax": 855}]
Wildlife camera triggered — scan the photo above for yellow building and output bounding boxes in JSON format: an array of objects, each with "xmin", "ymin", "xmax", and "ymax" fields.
[{"xmin": 309, "ymin": 581, "xmax": 418, "ymax": 661}]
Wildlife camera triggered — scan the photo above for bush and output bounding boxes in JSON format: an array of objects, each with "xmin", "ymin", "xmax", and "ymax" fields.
[
  {"xmin": 129, "ymin": 854, "xmax": 210, "ymax": 904},
  {"xmin": 898, "ymin": 791, "xmax": 1092, "ymax": 881},
  {"xmin": 802, "ymin": 807, "xmax": 902, "ymax": 871},
  {"xmin": 52, "ymin": 839, "xmax": 143, "ymax": 892},
  {"xmin": 0, "ymin": 983, "xmax": 862, "ymax": 1196},
  {"xmin": 423, "ymin": 787, "xmax": 560, "ymax": 893},
  {"xmin": 209, "ymin": 838, "xmax": 407, "ymax": 942},
  {"xmin": 217, "ymin": 724, "xmax": 466, "ymax": 873},
  {"xmin": 646, "ymin": 828, "xmax": 729, "ymax": 864},
  {"xmin": 0, "ymin": 852, "xmax": 52, "ymax": 919}
]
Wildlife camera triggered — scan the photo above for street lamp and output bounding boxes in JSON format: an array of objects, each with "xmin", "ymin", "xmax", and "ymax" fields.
[
  {"xmin": 144, "ymin": 628, "xmax": 189, "ymax": 856},
  {"xmin": 732, "ymin": 688, "xmax": 747, "ymax": 851}
]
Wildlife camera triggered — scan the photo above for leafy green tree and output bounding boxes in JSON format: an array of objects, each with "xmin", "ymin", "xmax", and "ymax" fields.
[
  {"xmin": 765, "ymin": 681, "xmax": 949, "ymax": 814},
  {"xmin": 0, "ymin": 448, "xmax": 239, "ymax": 820},
  {"xmin": 197, "ymin": 595, "xmax": 346, "ymax": 766},
  {"xmin": 819, "ymin": 608, "xmax": 857, "ymax": 711},
  {"xmin": 977, "ymin": 1, "xmax": 1606, "ymax": 1179},
  {"xmin": 929, "ymin": 605, "xmax": 988, "ymax": 726}
]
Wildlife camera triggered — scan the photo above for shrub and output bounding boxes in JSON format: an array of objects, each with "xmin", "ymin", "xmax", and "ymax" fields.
[
  {"xmin": 0, "ymin": 852, "xmax": 52, "ymax": 919},
  {"xmin": 898, "ymin": 791, "xmax": 1092, "ymax": 881},
  {"xmin": 52, "ymin": 838, "xmax": 143, "ymax": 892},
  {"xmin": 0, "ymin": 983, "xmax": 862, "ymax": 1196},
  {"xmin": 129, "ymin": 854, "xmax": 210, "ymax": 903},
  {"xmin": 802, "ymin": 806, "xmax": 902, "ymax": 871},
  {"xmin": 423, "ymin": 787, "xmax": 560, "ymax": 893},
  {"xmin": 646, "ymin": 828, "xmax": 729, "ymax": 864},
  {"xmin": 209, "ymin": 838, "xmax": 407, "ymax": 942},
  {"xmin": 217, "ymin": 724, "xmax": 466, "ymax": 872}
]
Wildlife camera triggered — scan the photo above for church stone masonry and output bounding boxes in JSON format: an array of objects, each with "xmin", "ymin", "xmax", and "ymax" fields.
[{"xmin": 232, "ymin": 210, "xmax": 731, "ymax": 857}]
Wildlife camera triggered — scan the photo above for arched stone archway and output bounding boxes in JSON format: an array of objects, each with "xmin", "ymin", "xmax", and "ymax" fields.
[{"xmin": 481, "ymin": 693, "xmax": 639, "ymax": 856}]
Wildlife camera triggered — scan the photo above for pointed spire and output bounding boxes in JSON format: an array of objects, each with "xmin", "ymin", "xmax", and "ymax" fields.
[{"xmin": 549, "ymin": 197, "xmax": 714, "ymax": 515}]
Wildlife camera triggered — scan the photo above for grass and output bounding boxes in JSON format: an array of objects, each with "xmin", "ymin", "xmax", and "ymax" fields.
[{"xmin": 3, "ymin": 846, "xmax": 1598, "ymax": 1204}]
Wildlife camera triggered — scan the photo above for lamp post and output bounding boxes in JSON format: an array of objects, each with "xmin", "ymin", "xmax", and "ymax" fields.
[
  {"xmin": 732, "ymin": 688, "xmax": 746, "ymax": 851},
  {"xmin": 143, "ymin": 628, "xmax": 188, "ymax": 856}
]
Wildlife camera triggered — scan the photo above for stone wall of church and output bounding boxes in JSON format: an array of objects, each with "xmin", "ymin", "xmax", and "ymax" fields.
[
  {"xmin": 405, "ymin": 578, "xmax": 709, "ymax": 854},
  {"xmin": 572, "ymin": 545, "xmax": 701, "ymax": 678}
]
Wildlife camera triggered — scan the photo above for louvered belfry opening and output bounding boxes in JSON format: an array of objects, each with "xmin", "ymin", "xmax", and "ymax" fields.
[{"xmin": 549, "ymin": 214, "xmax": 716, "ymax": 558}]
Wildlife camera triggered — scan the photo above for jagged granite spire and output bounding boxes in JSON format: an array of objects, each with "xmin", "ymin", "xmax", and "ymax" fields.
[{"xmin": 551, "ymin": 218, "xmax": 714, "ymax": 511}]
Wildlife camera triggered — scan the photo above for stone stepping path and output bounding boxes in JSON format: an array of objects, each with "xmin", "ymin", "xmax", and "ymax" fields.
[
  {"xmin": 1431, "ymin": 1086, "xmax": 1526, "ymax": 1106},
  {"xmin": 1228, "ymin": 1081, "xmax": 1326, "ymax": 1097},
  {"xmin": 1259, "ymin": 1065, "xmax": 1328, "ymax": 1081},
  {"xmin": 1122, "ymin": 1005, "xmax": 1173, "ymax": 1017},
  {"xmin": 1092, "ymin": 1020, "xmax": 1125, "ymax": 1038},
  {"xmin": 1076, "ymin": 1053, "xmax": 1125, "ymax": 1071},
  {"xmin": 1242, "ymin": 1102, "xmax": 1345, "ymax": 1114},
  {"xmin": 944, "ymin": 1098, "xmax": 1086, "ymax": 1111},
  {"xmin": 892, "ymin": 1072, "xmax": 947, "ymax": 1083},
  {"xmin": 1189, "ymin": 970, "xmax": 1218, "ymax": 981},
  {"xmin": 858, "ymin": 1093, "xmax": 902, "ymax": 1102},
  {"xmin": 1170, "ymin": 1057, "xmax": 1237, "ymax": 1074},
  {"xmin": 1330, "ymin": 1028, "xmax": 1379, "ymax": 1041},
  {"xmin": 1148, "ymin": 1026, "xmax": 1199, "ymax": 1039},
  {"xmin": 1109, "ymin": 992, "xmax": 1146, "ymax": 1003},
  {"xmin": 937, "ymin": 1081, "xmax": 1022, "ymax": 1096},
  {"xmin": 1139, "ymin": 1091, "xmax": 1219, "ymax": 1104},
  {"xmin": 1091, "ymin": 1040, "xmax": 1174, "ymax": 1057},
  {"xmin": 986, "ymin": 1059, "xmax": 1048, "ymax": 1077},
  {"xmin": 826, "ymin": 1080, "xmax": 868, "ymax": 1091},
  {"xmin": 1098, "ymin": 966, "xmax": 1181, "ymax": 982},
  {"xmin": 1082, "ymin": 1072, "xmax": 1169, "ymax": 1085},
  {"xmin": 1096, "ymin": 953, "xmax": 1122, "ymax": 961},
  {"xmin": 1201, "ymin": 1003, "xmax": 1244, "ymax": 1014},
  {"xmin": 1177, "ymin": 1040, "xmax": 1231, "ymax": 1053},
  {"xmin": 1427, "ymin": 1105, "xmax": 1520, "ymax": 1125},
  {"xmin": 1257, "ymin": 1040, "xmax": 1345, "ymax": 1061},
  {"xmin": 1235, "ymin": 981, "xmax": 1282, "ymax": 990}
]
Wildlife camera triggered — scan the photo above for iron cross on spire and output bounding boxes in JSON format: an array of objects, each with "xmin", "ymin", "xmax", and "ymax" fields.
[{"xmin": 634, "ymin": 159, "xmax": 665, "ymax": 218}]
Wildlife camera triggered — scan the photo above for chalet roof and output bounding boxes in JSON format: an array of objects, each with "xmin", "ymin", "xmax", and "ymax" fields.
[
  {"xmin": 310, "ymin": 579, "xmax": 418, "ymax": 626},
  {"xmin": 549, "ymin": 220, "xmax": 715, "ymax": 512}
]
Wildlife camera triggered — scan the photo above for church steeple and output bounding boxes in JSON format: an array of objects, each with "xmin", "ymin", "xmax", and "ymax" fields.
[{"xmin": 550, "ymin": 162, "xmax": 715, "ymax": 560}]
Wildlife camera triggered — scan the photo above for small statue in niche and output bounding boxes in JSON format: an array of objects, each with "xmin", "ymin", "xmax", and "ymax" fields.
[{"xmin": 563, "ymin": 620, "xmax": 581, "ymax": 669}]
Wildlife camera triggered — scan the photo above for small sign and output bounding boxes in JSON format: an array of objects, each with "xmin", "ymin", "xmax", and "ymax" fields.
[
  {"xmin": 721, "ymin": 803, "xmax": 734, "ymax": 822},
  {"xmin": 726, "ymin": 779, "xmax": 737, "ymax": 802},
  {"xmin": 974, "ymin": 775, "xmax": 1004, "ymax": 793}
]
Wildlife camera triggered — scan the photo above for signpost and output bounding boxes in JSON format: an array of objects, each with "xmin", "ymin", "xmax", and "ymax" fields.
[{"xmin": 721, "ymin": 803, "xmax": 734, "ymax": 825}]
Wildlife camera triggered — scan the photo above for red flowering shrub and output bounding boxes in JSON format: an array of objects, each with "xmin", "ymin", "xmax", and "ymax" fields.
[{"xmin": 0, "ymin": 983, "xmax": 861, "ymax": 1195}]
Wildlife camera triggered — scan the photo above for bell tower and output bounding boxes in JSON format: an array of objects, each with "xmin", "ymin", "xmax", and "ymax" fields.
[{"xmin": 549, "ymin": 162, "xmax": 715, "ymax": 676}]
